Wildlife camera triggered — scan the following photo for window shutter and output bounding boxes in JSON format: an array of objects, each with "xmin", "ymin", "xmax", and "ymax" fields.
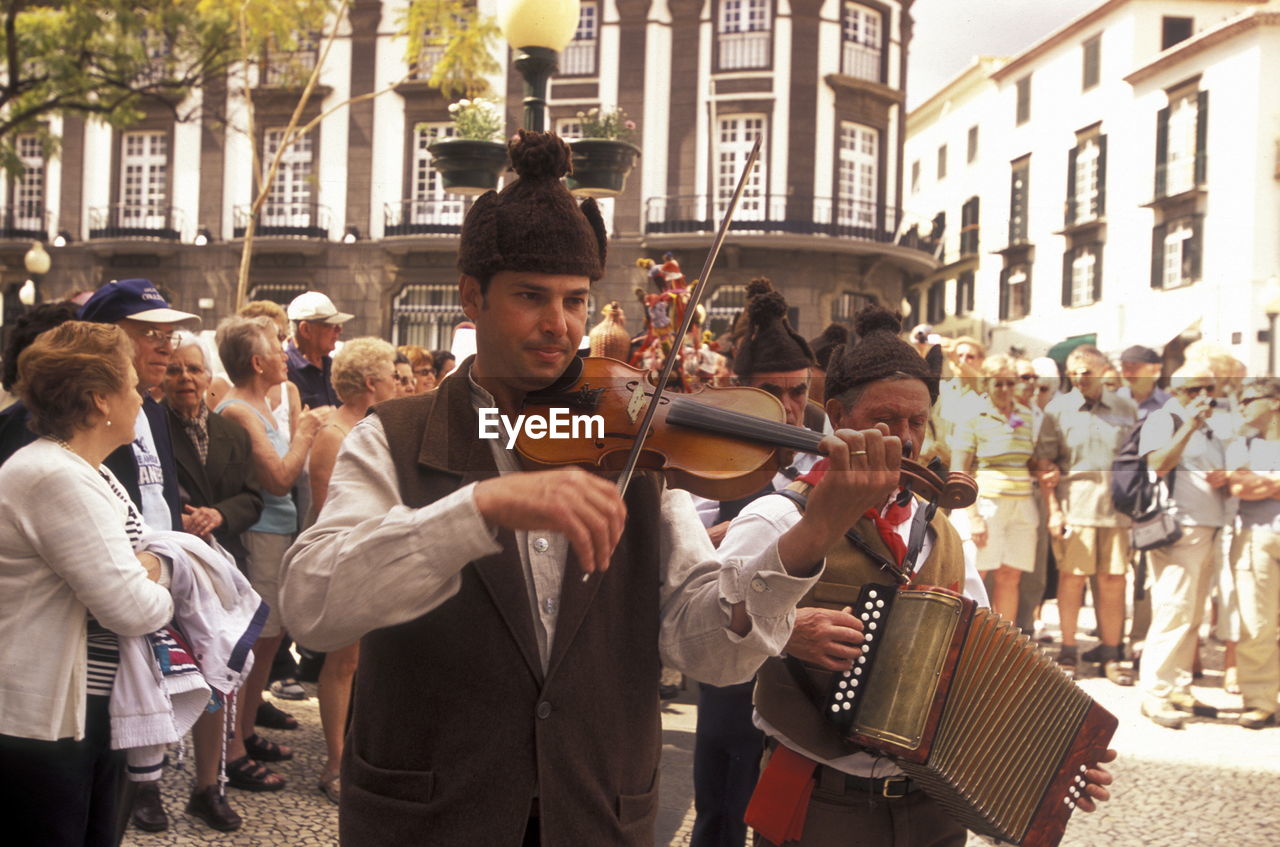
[
  {"xmin": 1062, "ymin": 248, "xmax": 1074, "ymax": 307},
  {"xmin": 999, "ymin": 267, "xmax": 1010, "ymax": 320},
  {"xmin": 1095, "ymin": 134, "xmax": 1107, "ymax": 217},
  {"xmin": 1187, "ymin": 216, "xmax": 1203, "ymax": 281},
  {"xmin": 1151, "ymin": 223, "xmax": 1167, "ymax": 289},
  {"xmin": 1065, "ymin": 145, "xmax": 1078, "ymax": 225},
  {"xmin": 1155, "ymin": 106, "xmax": 1170, "ymax": 197},
  {"xmin": 1092, "ymin": 245, "xmax": 1103, "ymax": 303},
  {"xmin": 1194, "ymin": 90, "xmax": 1209, "ymax": 186}
]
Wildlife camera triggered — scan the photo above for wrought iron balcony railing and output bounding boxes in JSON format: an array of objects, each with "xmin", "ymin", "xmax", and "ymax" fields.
[
  {"xmin": 88, "ymin": 204, "xmax": 183, "ymax": 241},
  {"xmin": 644, "ymin": 195, "xmax": 899, "ymax": 243},
  {"xmin": 233, "ymin": 203, "xmax": 330, "ymax": 239},
  {"xmin": 383, "ymin": 198, "xmax": 472, "ymax": 236},
  {"xmin": 0, "ymin": 205, "xmax": 49, "ymax": 241}
]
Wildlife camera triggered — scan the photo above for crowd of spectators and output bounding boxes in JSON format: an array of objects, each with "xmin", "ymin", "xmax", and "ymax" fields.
[{"xmin": 0, "ymin": 282, "xmax": 1275, "ymax": 845}]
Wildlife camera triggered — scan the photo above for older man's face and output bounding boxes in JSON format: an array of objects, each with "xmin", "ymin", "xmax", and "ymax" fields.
[
  {"xmin": 118, "ymin": 319, "xmax": 180, "ymax": 391},
  {"xmin": 830, "ymin": 378, "xmax": 931, "ymax": 461}
]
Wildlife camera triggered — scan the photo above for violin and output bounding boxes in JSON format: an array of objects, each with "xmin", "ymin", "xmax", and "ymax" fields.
[{"xmin": 517, "ymin": 356, "xmax": 978, "ymax": 509}]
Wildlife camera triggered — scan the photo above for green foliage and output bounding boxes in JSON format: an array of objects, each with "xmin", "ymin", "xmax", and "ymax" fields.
[
  {"xmin": 442, "ymin": 98, "xmax": 504, "ymax": 142},
  {"xmin": 577, "ymin": 107, "xmax": 638, "ymax": 142},
  {"xmin": 401, "ymin": 0, "xmax": 500, "ymax": 99}
]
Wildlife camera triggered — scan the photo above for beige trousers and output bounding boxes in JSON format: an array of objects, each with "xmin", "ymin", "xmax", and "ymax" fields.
[
  {"xmin": 1229, "ymin": 527, "xmax": 1280, "ymax": 712},
  {"xmin": 1140, "ymin": 525, "xmax": 1218, "ymax": 701}
]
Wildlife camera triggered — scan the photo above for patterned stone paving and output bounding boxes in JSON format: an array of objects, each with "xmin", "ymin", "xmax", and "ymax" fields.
[{"xmin": 123, "ymin": 602, "xmax": 1280, "ymax": 847}]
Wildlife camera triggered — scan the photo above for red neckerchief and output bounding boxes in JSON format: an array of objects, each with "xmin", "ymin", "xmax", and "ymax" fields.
[{"xmin": 797, "ymin": 459, "xmax": 912, "ymax": 564}]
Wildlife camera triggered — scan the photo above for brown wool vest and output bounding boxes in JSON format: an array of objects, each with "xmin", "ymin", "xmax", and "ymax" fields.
[
  {"xmin": 754, "ymin": 483, "xmax": 965, "ymax": 762},
  {"xmin": 340, "ymin": 364, "xmax": 666, "ymax": 847}
]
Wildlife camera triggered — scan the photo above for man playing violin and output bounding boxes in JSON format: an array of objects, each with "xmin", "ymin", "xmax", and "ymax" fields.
[
  {"xmin": 279, "ymin": 130, "xmax": 907, "ymax": 847},
  {"xmin": 731, "ymin": 304, "xmax": 1116, "ymax": 847}
]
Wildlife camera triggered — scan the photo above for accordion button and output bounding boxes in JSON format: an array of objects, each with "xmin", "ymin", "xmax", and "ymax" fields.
[
  {"xmin": 851, "ymin": 679, "xmax": 859, "ymax": 687},
  {"xmin": 858, "ymin": 655, "xmax": 866, "ymax": 664},
  {"xmin": 853, "ymin": 667, "xmax": 861, "ymax": 675},
  {"xmin": 876, "ymin": 599, "xmax": 885, "ymax": 608},
  {"xmin": 842, "ymin": 701, "xmax": 851, "ymax": 710},
  {"xmin": 831, "ymin": 704, "xmax": 841, "ymax": 713},
  {"xmin": 1063, "ymin": 797, "xmax": 1071, "ymax": 806},
  {"xmin": 1079, "ymin": 765, "xmax": 1087, "ymax": 773},
  {"xmin": 865, "ymin": 633, "xmax": 874, "ymax": 642},
  {"xmin": 835, "ymin": 692, "xmax": 843, "ymax": 701},
  {"xmin": 872, "ymin": 610, "xmax": 881, "ymax": 619},
  {"xmin": 868, "ymin": 590, "xmax": 878, "ymax": 598}
]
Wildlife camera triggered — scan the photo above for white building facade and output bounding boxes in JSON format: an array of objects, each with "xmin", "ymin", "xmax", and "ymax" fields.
[{"xmin": 904, "ymin": 0, "xmax": 1280, "ymax": 372}]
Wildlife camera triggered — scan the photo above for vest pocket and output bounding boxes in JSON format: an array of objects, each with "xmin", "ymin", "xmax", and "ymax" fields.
[
  {"xmin": 615, "ymin": 783, "xmax": 658, "ymax": 826},
  {"xmin": 811, "ymin": 582, "xmax": 863, "ymax": 607}
]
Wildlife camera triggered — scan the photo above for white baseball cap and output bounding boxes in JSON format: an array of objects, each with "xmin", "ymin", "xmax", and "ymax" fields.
[{"xmin": 287, "ymin": 291, "xmax": 353, "ymax": 324}]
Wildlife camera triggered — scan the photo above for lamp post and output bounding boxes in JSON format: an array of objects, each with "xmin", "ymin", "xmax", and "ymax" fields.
[
  {"xmin": 498, "ymin": 0, "xmax": 581, "ymax": 132},
  {"xmin": 22, "ymin": 240, "xmax": 50, "ymax": 306},
  {"xmin": 1266, "ymin": 290, "xmax": 1280, "ymax": 376}
]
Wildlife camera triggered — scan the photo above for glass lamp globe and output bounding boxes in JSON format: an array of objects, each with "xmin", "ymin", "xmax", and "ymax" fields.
[{"xmin": 498, "ymin": 0, "xmax": 580, "ymax": 51}]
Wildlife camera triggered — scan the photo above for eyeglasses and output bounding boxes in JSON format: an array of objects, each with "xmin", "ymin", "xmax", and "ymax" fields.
[
  {"xmin": 394, "ymin": 374, "xmax": 413, "ymax": 386},
  {"xmin": 1180, "ymin": 384, "xmax": 1215, "ymax": 396},
  {"xmin": 136, "ymin": 328, "xmax": 180, "ymax": 347},
  {"xmin": 413, "ymin": 368, "xmax": 434, "ymax": 377}
]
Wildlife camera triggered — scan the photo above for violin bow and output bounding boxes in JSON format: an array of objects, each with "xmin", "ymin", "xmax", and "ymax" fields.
[{"xmin": 613, "ymin": 136, "xmax": 763, "ymax": 499}]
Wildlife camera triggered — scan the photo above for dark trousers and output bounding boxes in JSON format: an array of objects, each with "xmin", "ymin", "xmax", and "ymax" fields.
[
  {"xmin": 692, "ymin": 680, "xmax": 763, "ymax": 847},
  {"xmin": 0, "ymin": 695, "xmax": 125, "ymax": 847}
]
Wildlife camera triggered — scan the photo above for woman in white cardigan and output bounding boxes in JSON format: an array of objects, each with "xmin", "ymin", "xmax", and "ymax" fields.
[{"xmin": 0, "ymin": 321, "xmax": 173, "ymax": 846}]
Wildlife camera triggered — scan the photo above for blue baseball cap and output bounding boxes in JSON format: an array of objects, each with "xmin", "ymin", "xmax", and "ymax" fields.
[{"xmin": 78, "ymin": 278, "xmax": 201, "ymax": 330}]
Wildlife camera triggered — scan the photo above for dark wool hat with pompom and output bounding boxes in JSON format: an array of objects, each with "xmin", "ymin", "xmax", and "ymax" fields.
[
  {"xmin": 809, "ymin": 323, "xmax": 850, "ymax": 371},
  {"xmin": 732, "ymin": 290, "xmax": 814, "ymax": 376},
  {"xmin": 457, "ymin": 130, "xmax": 607, "ymax": 281},
  {"xmin": 825, "ymin": 305, "xmax": 941, "ymax": 404}
]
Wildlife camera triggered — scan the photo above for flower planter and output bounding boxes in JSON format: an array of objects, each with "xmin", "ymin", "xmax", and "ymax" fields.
[
  {"xmin": 426, "ymin": 138, "xmax": 509, "ymax": 195},
  {"xmin": 565, "ymin": 139, "xmax": 642, "ymax": 199}
]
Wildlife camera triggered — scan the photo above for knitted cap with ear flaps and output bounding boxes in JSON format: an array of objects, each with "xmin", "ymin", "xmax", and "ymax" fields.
[
  {"xmin": 732, "ymin": 290, "xmax": 815, "ymax": 376},
  {"xmin": 824, "ymin": 305, "xmax": 941, "ymax": 404},
  {"xmin": 457, "ymin": 130, "xmax": 607, "ymax": 281}
]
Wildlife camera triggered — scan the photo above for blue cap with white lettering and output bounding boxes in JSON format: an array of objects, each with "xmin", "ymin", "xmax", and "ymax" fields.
[{"xmin": 78, "ymin": 278, "xmax": 201, "ymax": 330}]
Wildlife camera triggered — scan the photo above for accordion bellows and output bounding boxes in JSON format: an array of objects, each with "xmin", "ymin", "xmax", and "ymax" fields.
[{"xmin": 825, "ymin": 584, "xmax": 1118, "ymax": 847}]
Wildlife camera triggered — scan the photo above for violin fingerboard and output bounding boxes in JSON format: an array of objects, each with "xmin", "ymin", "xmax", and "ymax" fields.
[{"xmin": 822, "ymin": 583, "xmax": 896, "ymax": 733}]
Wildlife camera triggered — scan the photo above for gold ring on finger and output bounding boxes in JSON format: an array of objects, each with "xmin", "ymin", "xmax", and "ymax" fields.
[{"xmin": 850, "ymin": 450, "xmax": 868, "ymax": 456}]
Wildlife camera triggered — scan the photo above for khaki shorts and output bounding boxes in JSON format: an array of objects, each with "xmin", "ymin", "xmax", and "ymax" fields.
[
  {"xmin": 244, "ymin": 530, "xmax": 292, "ymax": 638},
  {"xmin": 1055, "ymin": 525, "xmax": 1129, "ymax": 577},
  {"xmin": 974, "ymin": 496, "xmax": 1038, "ymax": 573}
]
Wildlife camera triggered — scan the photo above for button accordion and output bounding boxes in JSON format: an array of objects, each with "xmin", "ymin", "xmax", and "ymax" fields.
[{"xmin": 825, "ymin": 583, "xmax": 1117, "ymax": 847}]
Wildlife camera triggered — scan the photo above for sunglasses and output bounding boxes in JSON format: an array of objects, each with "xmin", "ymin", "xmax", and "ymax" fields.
[
  {"xmin": 1180, "ymin": 384, "xmax": 1215, "ymax": 395},
  {"xmin": 1018, "ymin": 374, "xmax": 1037, "ymax": 381}
]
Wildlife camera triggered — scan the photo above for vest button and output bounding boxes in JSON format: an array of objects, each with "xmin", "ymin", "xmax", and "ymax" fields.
[
  {"xmin": 533, "ymin": 537, "xmax": 550, "ymax": 553},
  {"xmin": 536, "ymin": 701, "xmax": 553, "ymax": 720}
]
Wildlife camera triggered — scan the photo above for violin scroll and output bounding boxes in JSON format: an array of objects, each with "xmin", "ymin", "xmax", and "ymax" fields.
[{"xmin": 899, "ymin": 460, "xmax": 978, "ymax": 510}]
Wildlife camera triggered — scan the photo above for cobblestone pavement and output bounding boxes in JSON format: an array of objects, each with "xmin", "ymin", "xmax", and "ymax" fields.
[{"xmin": 125, "ymin": 603, "xmax": 1280, "ymax": 847}]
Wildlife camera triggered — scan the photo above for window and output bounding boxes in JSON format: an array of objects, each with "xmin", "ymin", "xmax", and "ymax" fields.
[
  {"xmin": 392, "ymin": 284, "xmax": 467, "ymax": 349},
  {"xmin": 837, "ymin": 121, "xmax": 878, "ymax": 229},
  {"xmin": 716, "ymin": 115, "xmax": 766, "ymax": 221},
  {"xmin": 1162, "ymin": 17, "xmax": 1193, "ymax": 50},
  {"xmin": 13, "ymin": 134, "xmax": 44, "ymax": 232},
  {"xmin": 833, "ymin": 291, "xmax": 877, "ymax": 327},
  {"xmin": 263, "ymin": 127, "xmax": 314, "ymax": 227},
  {"xmin": 926, "ymin": 280, "xmax": 946, "ymax": 324},
  {"xmin": 705, "ymin": 284, "xmax": 747, "ymax": 337},
  {"xmin": 247, "ymin": 283, "xmax": 307, "ymax": 306},
  {"xmin": 937, "ymin": 144, "xmax": 947, "ymax": 181},
  {"xmin": 121, "ymin": 130, "xmax": 169, "ymax": 228},
  {"xmin": 1151, "ymin": 216, "xmax": 1202, "ymax": 290},
  {"xmin": 265, "ymin": 33, "xmax": 319, "ymax": 86},
  {"xmin": 1082, "ymin": 35, "xmax": 1101, "ymax": 91},
  {"xmin": 841, "ymin": 2, "xmax": 882, "ymax": 82},
  {"xmin": 910, "ymin": 159, "xmax": 921, "ymax": 194},
  {"xmin": 960, "ymin": 196, "xmax": 979, "ymax": 255},
  {"xmin": 563, "ymin": 1, "xmax": 598, "ymax": 76},
  {"xmin": 999, "ymin": 264, "xmax": 1031, "ymax": 321},
  {"xmin": 1156, "ymin": 90, "xmax": 1206, "ymax": 197},
  {"xmin": 718, "ymin": 0, "xmax": 771, "ymax": 70},
  {"xmin": 1009, "ymin": 157, "xmax": 1030, "ymax": 244},
  {"xmin": 410, "ymin": 123, "xmax": 464, "ymax": 226},
  {"xmin": 967, "ymin": 126, "xmax": 979, "ymax": 164},
  {"xmin": 955, "ymin": 271, "xmax": 975, "ymax": 316},
  {"xmin": 554, "ymin": 117, "xmax": 584, "ymax": 141},
  {"xmin": 1062, "ymin": 243, "xmax": 1102, "ymax": 307},
  {"xmin": 1067, "ymin": 133, "xmax": 1106, "ymax": 224},
  {"xmin": 1015, "ymin": 75, "xmax": 1031, "ymax": 125}
]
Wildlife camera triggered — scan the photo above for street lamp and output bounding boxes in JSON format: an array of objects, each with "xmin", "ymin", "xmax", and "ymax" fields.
[
  {"xmin": 498, "ymin": 0, "xmax": 581, "ymax": 132},
  {"xmin": 1265, "ymin": 289, "xmax": 1280, "ymax": 376},
  {"xmin": 22, "ymin": 240, "xmax": 50, "ymax": 307}
]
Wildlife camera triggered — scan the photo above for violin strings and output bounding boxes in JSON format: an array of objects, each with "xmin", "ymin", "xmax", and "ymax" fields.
[{"xmin": 664, "ymin": 397, "xmax": 825, "ymax": 454}]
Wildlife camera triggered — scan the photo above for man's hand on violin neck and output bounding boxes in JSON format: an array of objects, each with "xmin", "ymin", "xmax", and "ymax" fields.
[
  {"xmin": 472, "ymin": 468, "xmax": 627, "ymax": 575},
  {"xmin": 777, "ymin": 425, "xmax": 902, "ymax": 575}
]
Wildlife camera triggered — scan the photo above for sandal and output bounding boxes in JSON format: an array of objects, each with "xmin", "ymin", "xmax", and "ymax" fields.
[
  {"xmin": 318, "ymin": 773, "xmax": 341, "ymax": 804},
  {"xmin": 244, "ymin": 733, "xmax": 293, "ymax": 762},
  {"xmin": 1224, "ymin": 667, "xmax": 1241, "ymax": 695},
  {"xmin": 256, "ymin": 701, "xmax": 300, "ymax": 731},
  {"xmin": 1056, "ymin": 652, "xmax": 1078, "ymax": 681},
  {"xmin": 225, "ymin": 756, "xmax": 287, "ymax": 792},
  {"xmin": 1103, "ymin": 660, "xmax": 1135, "ymax": 686}
]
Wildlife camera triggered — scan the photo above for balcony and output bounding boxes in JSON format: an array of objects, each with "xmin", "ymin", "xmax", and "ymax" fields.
[
  {"xmin": 841, "ymin": 42, "xmax": 881, "ymax": 82},
  {"xmin": 408, "ymin": 44, "xmax": 446, "ymax": 81},
  {"xmin": 717, "ymin": 31, "xmax": 770, "ymax": 70},
  {"xmin": 561, "ymin": 40, "xmax": 596, "ymax": 76},
  {"xmin": 234, "ymin": 203, "xmax": 330, "ymax": 239},
  {"xmin": 645, "ymin": 195, "xmax": 898, "ymax": 241},
  {"xmin": 384, "ymin": 198, "xmax": 471, "ymax": 237},
  {"xmin": 88, "ymin": 204, "xmax": 183, "ymax": 241},
  {"xmin": 0, "ymin": 206, "xmax": 48, "ymax": 241}
]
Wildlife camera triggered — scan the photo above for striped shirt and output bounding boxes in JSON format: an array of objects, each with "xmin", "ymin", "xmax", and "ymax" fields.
[
  {"xmin": 952, "ymin": 399, "xmax": 1035, "ymax": 497},
  {"xmin": 85, "ymin": 469, "xmax": 146, "ymax": 697}
]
